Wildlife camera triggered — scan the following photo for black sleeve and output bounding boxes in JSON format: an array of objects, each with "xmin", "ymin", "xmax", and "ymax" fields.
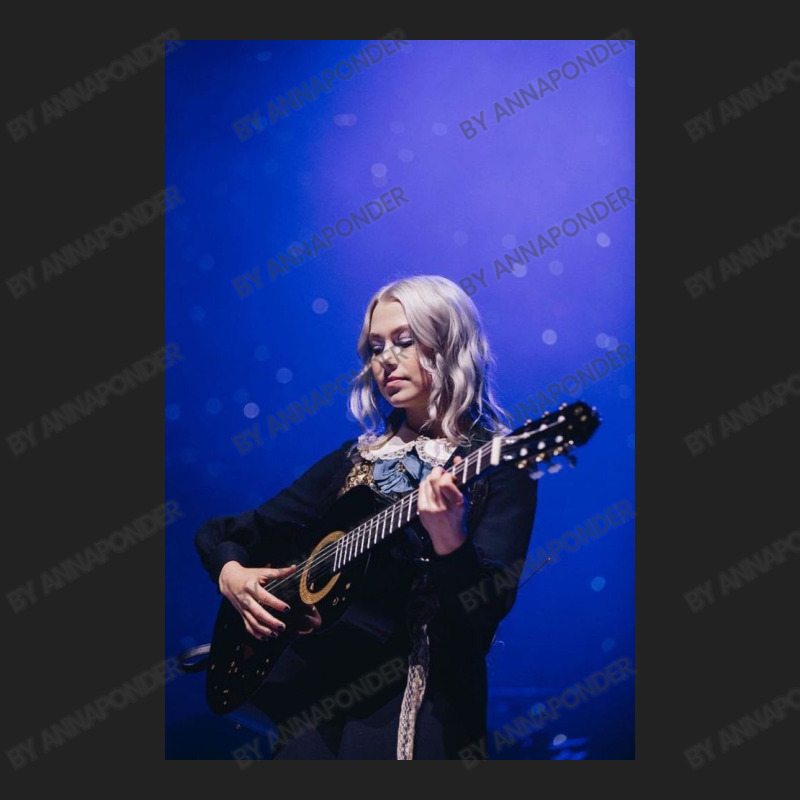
[
  {"xmin": 426, "ymin": 463, "xmax": 539, "ymax": 652},
  {"xmin": 194, "ymin": 439, "xmax": 356, "ymax": 586}
]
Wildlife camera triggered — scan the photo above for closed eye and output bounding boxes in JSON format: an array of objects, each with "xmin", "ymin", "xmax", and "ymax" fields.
[{"xmin": 370, "ymin": 339, "xmax": 414, "ymax": 354}]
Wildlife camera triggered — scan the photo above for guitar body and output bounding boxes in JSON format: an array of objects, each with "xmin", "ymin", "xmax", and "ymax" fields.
[{"xmin": 206, "ymin": 484, "xmax": 398, "ymax": 714}]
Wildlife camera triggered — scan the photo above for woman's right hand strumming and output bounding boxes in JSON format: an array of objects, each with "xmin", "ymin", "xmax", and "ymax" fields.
[{"xmin": 218, "ymin": 561, "xmax": 297, "ymax": 641}]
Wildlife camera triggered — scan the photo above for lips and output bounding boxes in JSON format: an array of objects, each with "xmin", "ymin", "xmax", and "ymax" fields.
[{"xmin": 385, "ymin": 377, "xmax": 405, "ymax": 386}]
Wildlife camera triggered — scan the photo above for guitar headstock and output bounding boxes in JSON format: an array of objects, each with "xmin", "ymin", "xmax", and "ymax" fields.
[{"xmin": 500, "ymin": 401, "xmax": 601, "ymax": 479}]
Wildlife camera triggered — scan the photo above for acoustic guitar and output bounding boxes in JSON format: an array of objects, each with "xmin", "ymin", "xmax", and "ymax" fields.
[{"xmin": 205, "ymin": 401, "xmax": 600, "ymax": 714}]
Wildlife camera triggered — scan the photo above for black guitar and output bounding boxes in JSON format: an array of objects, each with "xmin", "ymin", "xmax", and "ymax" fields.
[{"xmin": 205, "ymin": 402, "xmax": 600, "ymax": 714}]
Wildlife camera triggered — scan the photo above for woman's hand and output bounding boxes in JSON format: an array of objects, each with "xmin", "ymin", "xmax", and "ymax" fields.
[
  {"xmin": 218, "ymin": 561, "xmax": 296, "ymax": 641},
  {"xmin": 418, "ymin": 456, "xmax": 468, "ymax": 556}
]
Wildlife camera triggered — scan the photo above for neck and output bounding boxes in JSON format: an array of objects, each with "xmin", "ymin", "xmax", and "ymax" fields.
[{"xmin": 403, "ymin": 416, "xmax": 441, "ymax": 438}]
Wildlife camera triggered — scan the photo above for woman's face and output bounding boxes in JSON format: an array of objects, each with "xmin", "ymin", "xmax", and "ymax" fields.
[{"xmin": 368, "ymin": 299, "xmax": 433, "ymax": 416}]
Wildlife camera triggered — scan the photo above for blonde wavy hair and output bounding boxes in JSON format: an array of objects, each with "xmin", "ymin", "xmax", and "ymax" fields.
[{"xmin": 346, "ymin": 275, "xmax": 513, "ymax": 456}]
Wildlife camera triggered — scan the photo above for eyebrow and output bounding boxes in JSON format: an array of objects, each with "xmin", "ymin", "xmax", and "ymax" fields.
[{"xmin": 368, "ymin": 326, "xmax": 411, "ymax": 340}]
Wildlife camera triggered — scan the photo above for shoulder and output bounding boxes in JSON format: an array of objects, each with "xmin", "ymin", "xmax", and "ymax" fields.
[
  {"xmin": 314, "ymin": 437, "xmax": 359, "ymax": 461},
  {"xmin": 298, "ymin": 438, "xmax": 360, "ymax": 479}
]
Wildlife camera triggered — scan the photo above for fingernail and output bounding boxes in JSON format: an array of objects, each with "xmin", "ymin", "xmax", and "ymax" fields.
[{"xmin": 284, "ymin": 604, "xmax": 291, "ymax": 612}]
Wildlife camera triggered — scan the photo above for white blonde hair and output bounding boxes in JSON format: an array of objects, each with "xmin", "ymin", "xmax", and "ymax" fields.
[{"xmin": 346, "ymin": 275, "xmax": 513, "ymax": 455}]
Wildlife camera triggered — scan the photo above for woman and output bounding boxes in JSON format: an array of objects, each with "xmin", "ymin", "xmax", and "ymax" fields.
[{"xmin": 194, "ymin": 274, "xmax": 539, "ymax": 759}]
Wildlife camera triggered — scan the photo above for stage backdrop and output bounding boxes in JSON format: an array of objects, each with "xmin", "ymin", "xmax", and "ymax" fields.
[{"xmin": 166, "ymin": 36, "xmax": 635, "ymax": 760}]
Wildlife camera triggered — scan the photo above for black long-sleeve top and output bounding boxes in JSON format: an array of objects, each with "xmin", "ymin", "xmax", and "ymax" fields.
[{"xmin": 194, "ymin": 426, "xmax": 539, "ymax": 757}]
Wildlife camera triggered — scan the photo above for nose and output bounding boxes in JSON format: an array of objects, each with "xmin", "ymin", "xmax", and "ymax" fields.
[{"xmin": 373, "ymin": 343, "xmax": 400, "ymax": 368}]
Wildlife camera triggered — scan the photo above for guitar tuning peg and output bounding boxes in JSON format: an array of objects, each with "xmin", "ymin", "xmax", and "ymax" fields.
[{"xmin": 528, "ymin": 467, "xmax": 545, "ymax": 480}]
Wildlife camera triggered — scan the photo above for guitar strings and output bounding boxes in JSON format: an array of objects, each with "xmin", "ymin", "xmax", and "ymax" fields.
[
  {"xmin": 261, "ymin": 418, "xmax": 564, "ymax": 599},
  {"xmin": 298, "ymin": 481, "xmax": 424, "ymax": 587},
  {"xmin": 267, "ymin": 470, "xmax": 439, "ymax": 594},
  {"xmin": 263, "ymin": 452, "xmax": 478, "ymax": 598},
  {"xmin": 257, "ymin": 487, "xmax": 422, "ymax": 603},
  {"xmin": 290, "ymin": 448, "xmax": 477, "ymax": 583}
]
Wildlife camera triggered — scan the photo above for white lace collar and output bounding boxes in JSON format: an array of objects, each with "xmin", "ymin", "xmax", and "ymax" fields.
[{"xmin": 356, "ymin": 422, "xmax": 457, "ymax": 467}]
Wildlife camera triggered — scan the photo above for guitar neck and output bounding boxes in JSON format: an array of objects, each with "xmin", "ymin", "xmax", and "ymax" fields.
[
  {"xmin": 332, "ymin": 438, "xmax": 499, "ymax": 571},
  {"xmin": 331, "ymin": 403, "xmax": 597, "ymax": 572}
]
